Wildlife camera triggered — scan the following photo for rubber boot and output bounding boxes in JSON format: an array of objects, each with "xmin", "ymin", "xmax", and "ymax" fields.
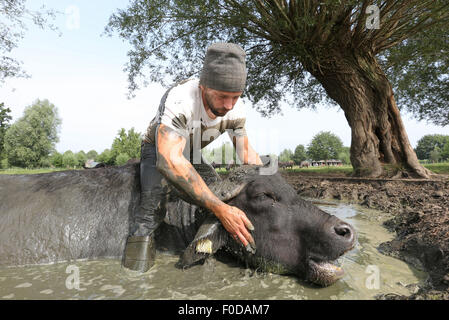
[{"xmin": 122, "ymin": 235, "xmax": 156, "ymax": 272}]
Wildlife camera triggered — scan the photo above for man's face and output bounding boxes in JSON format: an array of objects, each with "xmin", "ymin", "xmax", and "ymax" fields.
[{"xmin": 200, "ymin": 85, "xmax": 243, "ymax": 117}]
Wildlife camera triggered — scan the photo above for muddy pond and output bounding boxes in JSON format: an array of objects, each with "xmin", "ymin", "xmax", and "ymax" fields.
[{"xmin": 0, "ymin": 201, "xmax": 427, "ymax": 300}]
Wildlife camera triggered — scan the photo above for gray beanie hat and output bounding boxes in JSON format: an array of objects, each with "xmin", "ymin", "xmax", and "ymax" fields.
[{"xmin": 200, "ymin": 42, "xmax": 247, "ymax": 92}]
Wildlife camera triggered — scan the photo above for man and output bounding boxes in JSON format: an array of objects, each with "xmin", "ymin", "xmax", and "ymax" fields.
[{"xmin": 122, "ymin": 42, "xmax": 263, "ymax": 272}]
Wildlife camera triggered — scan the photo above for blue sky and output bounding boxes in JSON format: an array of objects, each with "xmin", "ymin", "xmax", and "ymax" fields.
[{"xmin": 1, "ymin": 0, "xmax": 448, "ymax": 156}]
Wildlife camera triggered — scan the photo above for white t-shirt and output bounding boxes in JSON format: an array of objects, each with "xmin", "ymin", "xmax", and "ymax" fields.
[{"xmin": 144, "ymin": 78, "xmax": 247, "ymax": 150}]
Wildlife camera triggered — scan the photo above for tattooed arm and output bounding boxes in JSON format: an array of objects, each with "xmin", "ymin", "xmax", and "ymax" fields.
[{"xmin": 156, "ymin": 124, "xmax": 255, "ymax": 249}]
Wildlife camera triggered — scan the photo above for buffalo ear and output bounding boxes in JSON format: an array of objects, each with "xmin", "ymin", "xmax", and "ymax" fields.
[{"xmin": 177, "ymin": 215, "xmax": 229, "ymax": 268}]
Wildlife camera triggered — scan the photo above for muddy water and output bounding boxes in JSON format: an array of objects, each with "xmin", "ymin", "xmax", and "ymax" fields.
[{"xmin": 0, "ymin": 202, "xmax": 427, "ymax": 300}]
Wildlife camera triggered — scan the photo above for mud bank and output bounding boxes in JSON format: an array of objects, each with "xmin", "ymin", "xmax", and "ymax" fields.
[{"xmin": 278, "ymin": 171, "xmax": 449, "ymax": 300}]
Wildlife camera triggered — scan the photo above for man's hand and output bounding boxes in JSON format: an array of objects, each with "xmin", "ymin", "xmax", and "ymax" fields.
[
  {"xmin": 214, "ymin": 203, "xmax": 256, "ymax": 251},
  {"xmin": 156, "ymin": 124, "xmax": 256, "ymax": 250}
]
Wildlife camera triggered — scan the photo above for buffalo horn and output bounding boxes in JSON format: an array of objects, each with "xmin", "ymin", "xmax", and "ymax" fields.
[{"xmin": 218, "ymin": 183, "xmax": 246, "ymax": 202}]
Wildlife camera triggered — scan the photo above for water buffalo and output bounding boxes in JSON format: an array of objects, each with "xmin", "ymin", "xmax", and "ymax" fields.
[
  {"xmin": 300, "ymin": 161, "xmax": 310, "ymax": 168},
  {"xmin": 279, "ymin": 161, "xmax": 294, "ymax": 170},
  {"xmin": 0, "ymin": 161, "xmax": 356, "ymax": 286}
]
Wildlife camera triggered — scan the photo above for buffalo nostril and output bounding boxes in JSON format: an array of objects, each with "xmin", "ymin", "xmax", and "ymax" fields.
[{"xmin": 334, "ymin": 224, "xmax": 353, "ymax": 239}]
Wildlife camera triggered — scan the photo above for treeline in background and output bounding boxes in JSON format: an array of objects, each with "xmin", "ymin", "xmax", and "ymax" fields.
[
  {"xmin": 0, "ymin": 99, "xmax": 140, "ymax": 170},
  {"xmin": 1, "ymin": 100, "xmax": 448, "ymax": 172}
]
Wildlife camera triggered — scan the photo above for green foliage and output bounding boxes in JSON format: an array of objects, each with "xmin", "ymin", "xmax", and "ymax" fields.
[
  {"xmin": 279, "ymin": 148, "xmax": 293, "ymax": 162},
  {"xmin": 429, "ymin": 147, "xmax": 441, "ymax": 163},
  {"xmin": 337, "ymin": 146, "xmax": 351, "ymax": 165},
  {"xmin": 86, "ymin": 150, "xmax": 98, "ymax": 160},
  {"xmin": 3, "ymin": 99, "xmax": 61, "ymax": 168},
  {"xmin": 75, "ymin": 151, "xmax": 87, "ymax": 167},
  {"xmin": 381, "ymin": 21, "xmax": 449, "ymax": 126},
  {"xmin": 110, "ymin": 128, "xmax": 141, "ymax": 163},
  {"xmin": 292, "ymin": 144, "xmax": 307, "ymax": 164},
  {"xmin": 62, "ymin": 151, "xmax": 77, "ymax": 168},
  {"xmin": 38, "ymin": 157, "xmax": 51, "ymax": 168},
  {"xmin": 415, "ymin": 134, "xmax": 449, "ymax": 160},
  {"xmin": 97, "ymin": 148, "xmax": 114, "ymax": 165},
  {"xmin": 105, "ymin": 0, "xmax": 338, "ymax": 112},
  {"xmin": 106, "ymin": 0, "xmax": 449, "ymax": 120},
  {"xmin": 0, "ymin": 157, "xmax": 8, "ymax": 169},
  {"xmin": 307, "ymin": 131, "xmax": 343, "ymax": 161},
  {"xmin": 0, "ymin": 102, "xmax": 12, "ymax": 159},
  {"xmin": 50, "ymin": 151, "xmax": 64, "ymax": 168},
  {"xmin": 441, "ymin": 143, "xmax": 449, "ymax": 161},
  {"xmin": 115, "ymin": 152, "xmax": 130, "ymax": 166}
]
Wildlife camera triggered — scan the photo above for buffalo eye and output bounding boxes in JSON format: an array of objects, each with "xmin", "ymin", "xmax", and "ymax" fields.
[
  {"xmin": 254, "ymin": 192, "xmax": 276, "ymax": 202},
  {"xmin": 254, "ymin": 193, "xmax": 267, "ymax": 201}
]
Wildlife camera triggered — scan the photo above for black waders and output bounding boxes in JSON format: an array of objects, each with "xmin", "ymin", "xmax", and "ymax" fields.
[{"xmin": 122, "ymin": 142, "xmax": 166, "ymax": 272}]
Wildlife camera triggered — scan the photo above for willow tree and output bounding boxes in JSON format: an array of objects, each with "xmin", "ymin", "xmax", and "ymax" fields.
[{"xmin": 105, "ymin": 0, "xmax": 449, "ymax": 178}]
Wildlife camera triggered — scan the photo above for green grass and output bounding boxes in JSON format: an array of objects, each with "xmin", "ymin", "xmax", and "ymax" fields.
[
  {"xmin": 2, "ymin": 162, "xmax": 448, "ymax": 176},
  {"xmin": 423, "ymin": 163, "xmax": 449, "ymax": 174},
  {"xmin": 0, "ymin": 167, "xmax": 79, "ymax": 175},
  {"xmin": 285, "ymin": 165, "xmax": 354, "ymax": 175},
  {"xmin": 284, "ymin": 163, "xmax": 449, "ymax": 175},
  {"xmin": 215, "ymin": 167, "xmax": 228, "ymax": 174},
  {"xmin": 275, "ymin": 162, "xmax": 449, "ymax": 175}
]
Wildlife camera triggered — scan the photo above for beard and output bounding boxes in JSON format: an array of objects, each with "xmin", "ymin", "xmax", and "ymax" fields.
[{"xmin": 204, "ymin": 91, "xmax": 227, "ymax": 117}]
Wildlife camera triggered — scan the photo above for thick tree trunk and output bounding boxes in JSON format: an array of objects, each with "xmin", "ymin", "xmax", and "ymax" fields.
[{"xmin": 309, "ymin": 52, "xmax": 433, "ymax": 179}]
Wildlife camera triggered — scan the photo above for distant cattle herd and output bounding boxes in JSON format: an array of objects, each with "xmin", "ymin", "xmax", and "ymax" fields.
[
  {"xmin": 310, "ymin": 159, "xmax": 343, "ymax": 167},
  {"xmin": 279, "ymin": 159, "xmax": 343, "ymax": 169},
  {"xmin": 210, "ymin": 159, "xmax": 343, "ymax": 171}
]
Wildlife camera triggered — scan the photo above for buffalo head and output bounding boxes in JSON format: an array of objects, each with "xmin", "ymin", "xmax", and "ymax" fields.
[{"xmin": 179, "ymin": 165, "xmax": 356, "ymax": 287}]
